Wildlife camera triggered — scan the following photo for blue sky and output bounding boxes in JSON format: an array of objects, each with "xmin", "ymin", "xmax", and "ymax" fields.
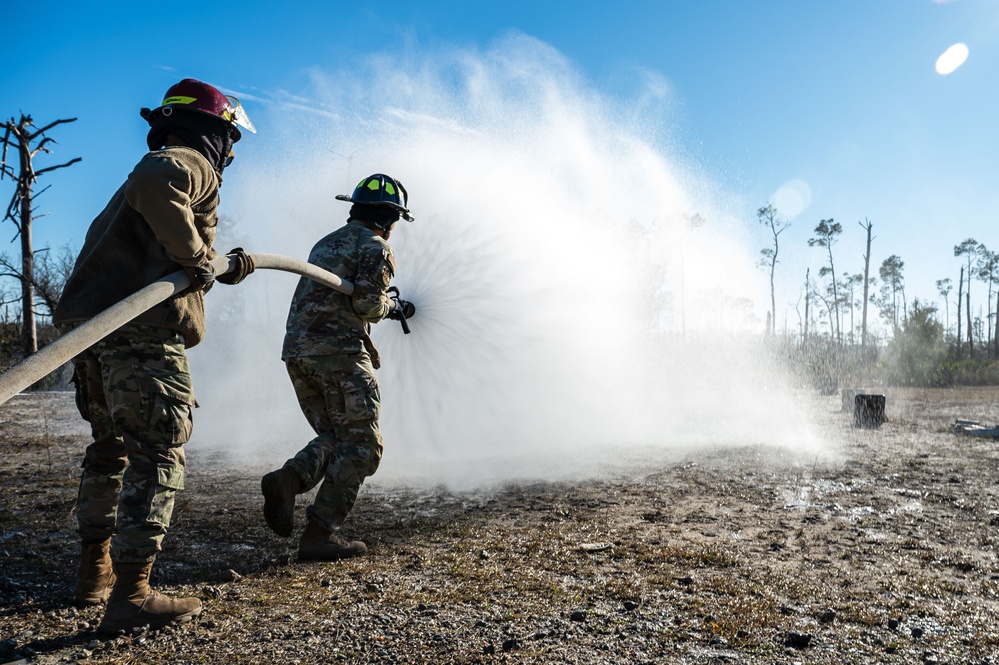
[{"xmin": 4, "ymin": 0, "xmax": 998, "ymax": 335}]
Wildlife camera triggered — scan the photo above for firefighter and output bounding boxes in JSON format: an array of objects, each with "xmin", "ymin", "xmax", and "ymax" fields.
[
  {"xmin": 53, "ymin": 78, "xmax": 256, "ymax": 632},
  {"xmin": 261, "ymin": 173, "xmax": 415, "ymax": 560}
]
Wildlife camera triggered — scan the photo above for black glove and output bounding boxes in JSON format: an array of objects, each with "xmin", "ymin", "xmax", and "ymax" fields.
[
  {"xmin": 386, "ymin": 298, "xmax": 416, "ymax": 321},
  {"xmin": 216, "ymin": 247, "xmax": 255, "ymax": 285},
  {"xmin": 184, "ymin": 257, "xmax": 215, "ymax": 293}
]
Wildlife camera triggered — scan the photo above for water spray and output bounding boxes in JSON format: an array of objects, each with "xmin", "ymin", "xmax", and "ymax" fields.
[
  {"xmin": 0, "ymin": 252, "xmax": 413, "ymax": 405},
  {"xmin": 183, "ymin": 39, "xmax": 833, "ymax": 485}
]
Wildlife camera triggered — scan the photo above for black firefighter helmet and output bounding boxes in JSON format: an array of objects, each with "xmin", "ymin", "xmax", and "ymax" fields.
[{"xmin": 336, "ymin": 173, "xmax": 414, "ymax": 222}]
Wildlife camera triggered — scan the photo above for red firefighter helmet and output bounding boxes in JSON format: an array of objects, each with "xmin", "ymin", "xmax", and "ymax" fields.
[{"xmin": 153, "ymin": 78, "xmax": 256, "ymax": 137}]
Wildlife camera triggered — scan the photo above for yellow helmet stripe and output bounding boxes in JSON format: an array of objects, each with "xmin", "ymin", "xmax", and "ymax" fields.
[{"xmin": 162, "ymin": 95, "xmax": 197, "ymax": 106}]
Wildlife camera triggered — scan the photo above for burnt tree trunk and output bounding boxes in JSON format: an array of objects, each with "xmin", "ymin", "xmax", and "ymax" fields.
[
  {"xmin": 18, "ymin": 171, "xmax": 35, "ymax": 354},
  {"xmin": 967, "ymin": 288, "xmax": 973, "ymax": 358},
  {"xmin": 1, "ymin": 114, "xmax": 80, "ymax": 357},
  {"xmin": 956, "ymin": 266, "xmax": 964, "ymax": 358},
  {"xmin": 859, "ymin": 219, "xmax": 873, "ymax": 357},
  {"xmin": 803, "ymin": 268, "xmax": 810, "ymax": 343},
  {"xmin": 994, "ymin": 291, "xmax": 999, "ymax": 358}
]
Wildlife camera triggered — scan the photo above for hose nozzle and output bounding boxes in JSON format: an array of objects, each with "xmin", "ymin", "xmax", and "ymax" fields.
[{"xmin": 387, "ymin": 286, "xmax": 413, "ymax": 334}]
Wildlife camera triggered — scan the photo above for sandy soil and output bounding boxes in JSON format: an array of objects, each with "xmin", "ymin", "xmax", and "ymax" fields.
[{"xmin": 2, "ymin": 387, "xmax": 999, "ymax": 664}]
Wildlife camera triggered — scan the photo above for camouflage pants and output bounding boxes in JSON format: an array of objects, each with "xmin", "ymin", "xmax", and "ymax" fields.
[
  {"xmin": 67, "ymin": 323, "xmax": 194, "ymax": 563},
  {"xmin": 282, "ymin": 352, "xmax": 383, "ymax": 532}
]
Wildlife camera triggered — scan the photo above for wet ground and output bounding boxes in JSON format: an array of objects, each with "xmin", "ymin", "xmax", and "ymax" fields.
[{"xmin": 1, "ymin": 387, "xmax": 999, "ymax": 663}]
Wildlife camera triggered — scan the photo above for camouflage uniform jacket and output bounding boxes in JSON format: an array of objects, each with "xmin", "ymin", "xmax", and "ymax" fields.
[
  {"xmin": 53, "ymin": 146, "xmax": 220, "ymax": 348},
  {"xmin": 282, "ymin": 219, "xmax": 395, "ymax": 368}
]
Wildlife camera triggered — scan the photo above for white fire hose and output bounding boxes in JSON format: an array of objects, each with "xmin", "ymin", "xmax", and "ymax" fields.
[{"xmin": 0, "ymin": 253, "xmax": 354, "ymax": 405}]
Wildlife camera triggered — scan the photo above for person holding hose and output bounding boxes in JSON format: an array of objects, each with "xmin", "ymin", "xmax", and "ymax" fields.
[
  {"xmin": 52, "ymin": 78, "xmax": 256, "ymax": 633},
  {"xmin": 261, "ymin": 173, "xmax": 415, "ymax": 561}
]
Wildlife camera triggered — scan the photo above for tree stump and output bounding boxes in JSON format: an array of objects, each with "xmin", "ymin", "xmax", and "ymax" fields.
[{"xmin": 854, "ymin": 394, "xmax": 886, "ymax": 428}]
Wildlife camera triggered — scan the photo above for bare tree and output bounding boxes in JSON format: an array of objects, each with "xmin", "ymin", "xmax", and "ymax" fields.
[
  {"xmin": 858, "ymin": 219, "xmax": 874, "ymax": 354},
  {"xmin": 956, "ymin": 266, "xmax": 965, "ymax": 358},
  {"xmin": 1, "ymin": 114, "xmax": 80, "ymax": 355},
  {"xmin": 954, "ymin": 239, "xmax": 979, "ymax": 358},
  {"xmin": 0, "ymin": 280, "xmax": 18, "ymax": 319},
  {"xmin": 813, "ymin": 286, "xmax": 835, "ymax": 338},
  {"xmin": 798, "ymin": 268, "xmax": 812, "ymax": 343},
  {"xmin": 936, "ymin": 278, "xmax": 952, "ymax": 339},
  {"xmin": 756, "ymin": 203, "xmax": 789, "ymax": 336},
  {"xmin": 975, "ymin": 245, "xmax": 999, "ymax": 357},
  {"xmin": 844, "ymin": 272, "xmax": 863, "ymax": 345},
  {"xmin": 0, "ymin": 244, "xmax": 75, "ymax": 321},
  {"xmin": 808, "ymin": 219, "xmax": 843, "ymax": 344},
  {"xmin": 876, "ymin": 255, "xmax": 906, "ymax": 332},
  {"xmin": 994, "ymin": 288, "xmax": 999, "ymax": 358}
]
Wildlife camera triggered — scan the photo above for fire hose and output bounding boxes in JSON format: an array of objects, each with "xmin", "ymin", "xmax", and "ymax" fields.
[{"xmin": 0, "ymin": 252, "xmax": 411, "ymax": 405}]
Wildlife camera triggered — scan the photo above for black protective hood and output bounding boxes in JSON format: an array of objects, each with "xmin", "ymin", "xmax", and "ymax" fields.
[{"xmin": 140, "ymin": 107, "xmax": 238, "ymax": 174}]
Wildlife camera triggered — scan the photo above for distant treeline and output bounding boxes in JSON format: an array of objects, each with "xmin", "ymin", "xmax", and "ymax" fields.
[{"xmin": 777, "ymin": 309, "xmax": 999, "ymax": 390}]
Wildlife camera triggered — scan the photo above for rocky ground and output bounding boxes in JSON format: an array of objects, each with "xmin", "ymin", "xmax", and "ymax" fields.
[{"xmin": 2, "ymin": 388, "xmax": 999, "ymax": 664}]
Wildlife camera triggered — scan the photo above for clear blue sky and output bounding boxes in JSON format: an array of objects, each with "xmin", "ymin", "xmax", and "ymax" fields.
[{"xmin": 4, "ymin": 0, "xmax": 998, "ymax": 334}]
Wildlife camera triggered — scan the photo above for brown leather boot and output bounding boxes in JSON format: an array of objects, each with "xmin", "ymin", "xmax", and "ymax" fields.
[
  {"xmin": 261, "ymin": 467, "xmax": 300, "ymax": 537},
  {"xmin": 73, "ymin": 539, "xmax": 116, "ymax": 607},
  {"xmin": 298, "ymin": 519, "xmax": 366, "ymax": 561},
  {"xmin": 97, "ymin": 562, "xmax": 201, "ymax": 634}
]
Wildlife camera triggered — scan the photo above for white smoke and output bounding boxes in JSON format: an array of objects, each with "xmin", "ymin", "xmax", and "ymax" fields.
[{"xmin": 189, "ymin": 34, "xmax": 832, "ymax": 488}]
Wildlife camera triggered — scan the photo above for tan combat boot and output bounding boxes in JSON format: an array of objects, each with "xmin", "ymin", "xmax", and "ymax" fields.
[
  {"xmin": 298, "ymin": 519, "xmax": 366, "ymax": 561},
  {"xmin": 97, "ymin": 562, "xmax": 201, "ymax": 633},
  {"xmin": 261, "ymin": 466, "xmax": 300, "ymax": 537},
  {"xmin": 73, "ymin": 539, "xmax": 116, "ymax": 607}
]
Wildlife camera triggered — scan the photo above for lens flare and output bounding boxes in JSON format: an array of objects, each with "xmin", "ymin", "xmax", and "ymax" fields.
[
  {"xmin": 771, "ymin": 179, "xmax": 812, "ymax": 219},
  {"xmin": 935, "ymin": 43, "xmax": 969, "ymax": 75}
]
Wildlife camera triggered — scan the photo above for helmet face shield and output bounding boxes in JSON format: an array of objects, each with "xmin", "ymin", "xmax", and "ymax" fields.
[{"xmin": 224, "ymin": 96, "xmax": 256, "ymax": 134}]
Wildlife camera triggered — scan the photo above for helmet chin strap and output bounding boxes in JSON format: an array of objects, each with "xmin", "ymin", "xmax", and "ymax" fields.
[{"xmin": 364, "ymin": 218, "xmax": 395, "ymax": 239}]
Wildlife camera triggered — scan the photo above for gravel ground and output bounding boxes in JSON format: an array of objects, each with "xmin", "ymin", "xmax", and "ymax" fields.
[{"xmin": 2, "ymin": 388, "xmax": 999, "ymax": 664}]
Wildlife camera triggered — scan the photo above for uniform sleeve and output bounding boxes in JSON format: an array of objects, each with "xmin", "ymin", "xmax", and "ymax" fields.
[
  {"xmin": 351, "ymin": 241, "xmax": 395, "ymax": 322},
  {"xmin": 124, "ymin": 153, "xmax": 212, "ymax": 267}
]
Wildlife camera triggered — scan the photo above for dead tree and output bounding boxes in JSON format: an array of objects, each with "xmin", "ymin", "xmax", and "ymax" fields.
[
  {"xmin": 756, "ymin": 203, "xmax": 789, "ymax": 336},
  {"xmin": 956, "ymin": 266, "xmax": 964, "ymax": 358},
  {"xmin": 803, "ymin": 268, "xmax": 811, "ymax": 343},
  {"xmin": 0, "ymin": 244, "xmax": 74, "ymax": 318},
  {"xmin": 808, "ymin": 219, "xmax": 843, "ymax": 345},
  {"xmin": 1, "ymin": 114, "xmax": 80, "ymax": 355},
  {"xmin": 858, "ymin": 219, "xmax": 874, "ymax": 356}
]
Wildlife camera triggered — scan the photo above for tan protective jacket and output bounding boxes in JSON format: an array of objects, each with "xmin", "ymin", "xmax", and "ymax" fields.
[{"xmin": 53, "ymin": 146, "xmax": 221, "ymax": 347}]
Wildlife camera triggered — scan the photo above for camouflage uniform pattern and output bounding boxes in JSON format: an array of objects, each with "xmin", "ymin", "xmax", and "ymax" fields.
[
  {"xmin": 280, "ymin": 219, "xmax": 395, "ymax": 531},
  {"xmin": 282, "ymin": 220, "xmax": 395, "ymax": 368},
  {"xmin": 283, "ymin": 353, "xmax": 383, "ymax": 531},
  {"xmin": 68, "ymin": 323, "xmax": 194, "ymax": 562}
]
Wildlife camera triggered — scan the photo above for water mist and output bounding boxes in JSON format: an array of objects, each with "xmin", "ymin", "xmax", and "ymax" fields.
[{"xmin": 189, "ymin": 35, "xmax": 831, "ymax": 489}]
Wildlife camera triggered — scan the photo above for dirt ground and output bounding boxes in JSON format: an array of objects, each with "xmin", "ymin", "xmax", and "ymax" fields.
[{"xmin": 2, "ymin": 387, "xmax": 999, "ymax": 664}]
